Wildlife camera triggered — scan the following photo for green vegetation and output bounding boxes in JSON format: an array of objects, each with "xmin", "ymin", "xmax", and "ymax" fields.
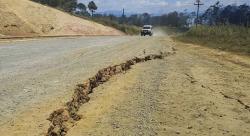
[
  {"xmin": 88, "ymin": 1, "xmax": 98, "ymax": 17},
  {"xmin": 176, "ymin": 1, "xmax": 250, "ymax": 55},
  {"xmin": 201, "ymin": 2, "xmax": 250, "ymax": 27},
  {"xmin": 31, "ymin": 0, "xmax": 77, "ymax": 12},
  {"xmin": 176, "ymin": 25, "xmax": 250, "ymax": 55},
  {"xmin": 92, "ymin": 18, "xmax": 140, "ymax": 35},
  {"xmin": 159, "ymin": 27, "xmax": 188, "ymax": 36},
  {"xmin": 31, "ymin": 0, "xmax": 139, "ymax": 35}
]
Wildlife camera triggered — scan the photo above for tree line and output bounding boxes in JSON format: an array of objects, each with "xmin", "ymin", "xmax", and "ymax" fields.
[
  {"xmin": 31, "ymin": 0, "xmax": 189, "ymax": 27},
  {"xmin": 31, "ymin": 0, "xmax": 98, "ymax": 16},
  {"xmin": 95, "ymin": 12, "xmax": 189, "ymax": 28},
  {"xmin": 201, "ymin": 1, "xmax": 250, "ymax": 27},
  {"xmin": 31, "ymin": 0, "xmax": 250, "ymax": 28}
]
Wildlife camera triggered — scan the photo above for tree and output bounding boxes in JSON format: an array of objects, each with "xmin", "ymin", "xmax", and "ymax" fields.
[
  {"xmin": 237, "ymin": 4, "xmax": 250, "ymax": 26},
  {"xmin": 202, "ymin": 1, "xmax": 222, "ymax": 25},
  {"xmin": 48, "ymin": 0, "xmax": 62, "ymax": 7},
  {"xmin": 178, "ymin": 12, "xmax": 189, "ymax": 27},
  {"xmin": 166, "ymin": 12, "xmax": 179, "ymax": 27},
  {"xmin": 127, "ymin": 14, "xmax": 140, "ymax": 25},
  {"xmin": 220, "ymin": 5, "xmax": 234, "ymax": 24},
  {"xmin": 32, "ymin": 0, "xmax": 61, "ymax": 7},
  {"xmin": 88, "ymin": 1, "xmax": 98, "ymax": 17},
  {"xmin": 62, "ymin": 0, "xmax": 77, "ymax": 13},
  {"xmin": 31, "ymin": 0, "xmax": 77, "ymax": 12},
  {"xmin": 142, "ymin": 13, "xmax": 150, "ymax": 25},
  {"xmin": 247, "ymin": 12, "xmax": 250, "ymax": 27},
  {"xmin": 200, "ymin": 2, "xmax": 250, "ymax": 27},
  {"xmin": 77, "ymin": 3, "xmax": 87, "ymax": 15}
]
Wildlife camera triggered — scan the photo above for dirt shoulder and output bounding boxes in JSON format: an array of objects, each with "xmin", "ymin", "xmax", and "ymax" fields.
[{"xmin": 67, "ymin": 40, "xmax": 250, "ymax": 136}]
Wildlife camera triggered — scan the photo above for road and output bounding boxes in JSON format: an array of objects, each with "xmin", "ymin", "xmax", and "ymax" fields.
[{"xmin": 0, "ymin": 35, "xmax": 250, "ymax": 136}]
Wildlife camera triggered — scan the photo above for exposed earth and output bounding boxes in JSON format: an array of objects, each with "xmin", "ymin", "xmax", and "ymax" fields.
[
  {"xmin": 0, "ymin": 33, "xmax": 250, "ymax": 136},
  {"xmin": 0, "ymin": 0, "xmax": 123, "ymax": 37}
]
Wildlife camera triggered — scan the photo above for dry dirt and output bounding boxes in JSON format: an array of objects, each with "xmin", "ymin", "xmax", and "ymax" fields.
[
  {"xmin": 0, "ymin": 35, "xmax": 172, "ymax": 136},
  {"xmin": 0, "ymin": 35, "xmax": 250, "ymax": 136},
  {"xmin": 66, "ymin": 41, "xmax": 250, "ymax": 136},
  {"xmin": 0, "ymin": 0, "xmax": 123, "ymax": 37}
]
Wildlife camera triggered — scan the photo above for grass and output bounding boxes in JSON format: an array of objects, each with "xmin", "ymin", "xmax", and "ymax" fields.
[
  {"xmin": 73, "ymin": 14, "xmax": 140, "ymax": 35},
  {"xmin": 159, "ymin": 26, "xmax": 188, "ymax": 36},
  {"xmin": 92, "ymin": 18, "xmax": 140, "ymax": 35},
  {"xmin": 176, "ymin": 25, "xmax": 250, "ymax": 55}
]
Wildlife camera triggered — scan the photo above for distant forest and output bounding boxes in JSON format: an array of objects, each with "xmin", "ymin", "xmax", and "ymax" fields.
[{"xmin": 31, "ymin": 0, "xmax": 250, "ymax": 28}]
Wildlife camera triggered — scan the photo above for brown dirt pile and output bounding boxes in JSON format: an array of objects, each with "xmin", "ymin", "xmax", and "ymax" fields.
[
  {"xmin": 46, "ymin": 52, "xmax": 175, "ymax": 136},
  {"xmin": 0, "ymin": 0, "xmax": 123, "ymax": 37}
]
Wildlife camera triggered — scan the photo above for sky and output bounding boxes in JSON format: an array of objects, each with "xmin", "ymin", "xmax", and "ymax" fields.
[{"xmin": 79, "ymin": 0, "xmax": 250, "ymax": 15}]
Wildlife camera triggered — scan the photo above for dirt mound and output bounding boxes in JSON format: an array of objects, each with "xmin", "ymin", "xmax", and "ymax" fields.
[{"xmin": 0, "ymin": 0, "xmax": 123, "ymax": 37}]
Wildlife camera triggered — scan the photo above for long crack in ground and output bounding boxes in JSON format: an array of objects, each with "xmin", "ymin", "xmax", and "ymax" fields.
[
  {"xmin": 184, "ymin": 73, "xmax": 250, "ymax": 113},
  {"xmin": 46, "ymin": 51, "xmax": 175, "ymax": 136},
  {"xmin": 220, "ymin": 92, "xmax": 250, "ymax": 112}
]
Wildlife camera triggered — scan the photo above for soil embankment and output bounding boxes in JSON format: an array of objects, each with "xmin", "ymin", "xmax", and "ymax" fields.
[{"xmin": 0, "ymin": 0, "xmax": 123, "ymax": 37}]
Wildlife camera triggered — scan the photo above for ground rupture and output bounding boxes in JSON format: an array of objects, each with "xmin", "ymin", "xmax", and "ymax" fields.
[{"xmin": 46, "ymin": 52, "xmax": 174, "ymax": 136}]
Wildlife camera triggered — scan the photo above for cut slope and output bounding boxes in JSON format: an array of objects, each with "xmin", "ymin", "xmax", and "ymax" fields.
[{"xmin": 0, "ymin": 0, "xmax": 123, "ymax": 37}]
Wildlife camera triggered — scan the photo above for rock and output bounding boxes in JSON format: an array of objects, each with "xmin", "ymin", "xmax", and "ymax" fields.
[{"xmin": 139, "ymin": 132, "xmax": 143, "ymax": 135}]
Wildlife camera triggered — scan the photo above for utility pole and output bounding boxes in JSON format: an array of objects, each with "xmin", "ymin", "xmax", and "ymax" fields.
[
  {"xmin": 194, "ymin": 0, "xmax": 204, "ymax": 27},
  {"xmin": 122, "ymin": 8, "xmax": 125, "ymax": 24},
  {"xmin": 122, "ymin": 8, "xmax": 125, "ymax": 17},
  {"xmin": 247, "ymin": 13, "xmax": 250, "ymax": 27}
]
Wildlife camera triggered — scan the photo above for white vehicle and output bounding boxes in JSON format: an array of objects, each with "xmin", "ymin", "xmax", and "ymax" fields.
[{"xmin": 141, "ymin": 25, "xmax": 153, "ymax": 36}]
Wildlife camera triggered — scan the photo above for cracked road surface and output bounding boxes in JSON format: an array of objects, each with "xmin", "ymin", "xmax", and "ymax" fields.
[{"xmin": 0, "ymin": 36, "xmax": 250, "ymax": 136}]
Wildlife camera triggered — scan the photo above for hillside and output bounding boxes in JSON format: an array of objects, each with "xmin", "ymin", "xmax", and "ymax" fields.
[{"xmin": 0, "ymin": 0, "xmax": 123, "ymax": 37}]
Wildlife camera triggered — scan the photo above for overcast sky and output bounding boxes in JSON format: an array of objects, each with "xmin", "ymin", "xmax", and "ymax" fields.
[{"xmin": 79, "ymin": 0, "xmax": 250, "ymax": 15}]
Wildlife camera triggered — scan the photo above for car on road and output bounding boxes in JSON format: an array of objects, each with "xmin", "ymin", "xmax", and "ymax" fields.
[{"xmin": 141, "ymin": 25, "xmax": 153, "ymax": 36}]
